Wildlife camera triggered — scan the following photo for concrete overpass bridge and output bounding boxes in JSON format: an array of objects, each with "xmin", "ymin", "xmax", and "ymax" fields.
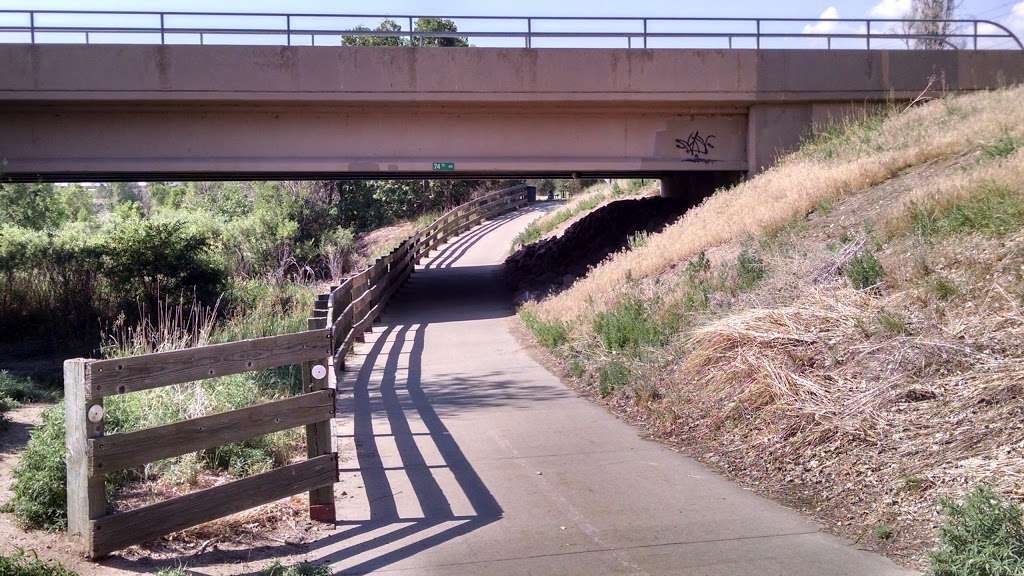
[{"xmin": 1, "ymin": 11, "xmax": 1023, "ymax": 196}]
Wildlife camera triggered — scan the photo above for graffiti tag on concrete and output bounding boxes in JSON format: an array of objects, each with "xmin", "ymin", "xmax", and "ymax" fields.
[{"xmin": 675, "ymin": 131, "xmax": 717, "ymax": 163}]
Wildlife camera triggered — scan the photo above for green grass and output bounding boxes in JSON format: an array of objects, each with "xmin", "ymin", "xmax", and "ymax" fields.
[
  {"xmin": 519, "ymin": 309, "xmax": 569, "ymax": 350},
  {"xmin": 929, "ymin": 486, "xmax": 1024, "ymax": 576},
  {"xmin": 983, "ymin": 133, "xmax": 1023, "ymax": 160},
  {"xmin": 0, "ymin": 550, "xmax": 78, "ymax": 576},
  {"xmin": 912, "ymin": 184, "xmax": 1024, "ymax": 239}
]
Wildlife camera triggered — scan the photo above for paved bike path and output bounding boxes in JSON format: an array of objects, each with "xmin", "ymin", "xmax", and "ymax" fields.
[{"xmin": 324, "ymin": 206, "xmax": 914, "ymax": 575}]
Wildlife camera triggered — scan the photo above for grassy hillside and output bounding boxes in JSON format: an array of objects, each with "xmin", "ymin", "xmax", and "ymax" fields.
[{"xmin": 518, "ymin": 86, "xmax": 1024, "ymax": 568}]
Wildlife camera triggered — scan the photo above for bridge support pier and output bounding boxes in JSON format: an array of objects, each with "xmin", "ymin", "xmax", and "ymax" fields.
[{"xmin": 660, "ymin": 172, "xmax": 745, "ymax": 200}]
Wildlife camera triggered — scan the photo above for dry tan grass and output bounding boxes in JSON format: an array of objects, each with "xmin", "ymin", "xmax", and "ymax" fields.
[{"xmin": 533, "ymin": 87, "xmax": 1024, "ymax": 327}]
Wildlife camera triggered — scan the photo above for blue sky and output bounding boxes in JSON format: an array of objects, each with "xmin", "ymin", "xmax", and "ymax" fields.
[{"xmin": 1, "ymin": 0, "xmax": 1021, "ymax": 49}]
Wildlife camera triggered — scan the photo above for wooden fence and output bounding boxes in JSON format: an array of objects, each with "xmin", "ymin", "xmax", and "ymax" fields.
[{"xmin": 64, "ymin": 184, "xmax": 529, "ymax": 558}]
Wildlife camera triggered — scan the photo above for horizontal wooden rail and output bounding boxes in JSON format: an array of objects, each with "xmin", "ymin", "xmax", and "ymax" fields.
[
  {"xmin": 88, "ymin": 390, "xmax": 335, "ymax": 475},
  {"xmin": 89, "ymin": 454, "xmax": 338, "ymax": 557},
  {"xmin": 87, "ymin": 329, "xmax": 331, "ymax": 399}
]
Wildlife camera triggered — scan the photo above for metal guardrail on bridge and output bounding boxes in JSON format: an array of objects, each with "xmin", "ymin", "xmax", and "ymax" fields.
[{"xmin": 0, "ymin": 11, "xmax": 1021, "ymax": 50}]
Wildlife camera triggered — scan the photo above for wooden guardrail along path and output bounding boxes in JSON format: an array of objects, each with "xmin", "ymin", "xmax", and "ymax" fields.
[{"xmin": 64, "ymin": 184, "xmax": 530, "ymax": 558}]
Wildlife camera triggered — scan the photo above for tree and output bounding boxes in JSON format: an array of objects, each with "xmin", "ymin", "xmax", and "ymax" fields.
[
  {"xmin": 903, "ymin": 0, "xmax": 961, "ymax": 49},
  {"xmin": 414, "ymin": 18, "xmax": 469, "ymax": 47},
  {"xmin": 342, "ymin": 19, "xmax": 406, "ymax": 47}
]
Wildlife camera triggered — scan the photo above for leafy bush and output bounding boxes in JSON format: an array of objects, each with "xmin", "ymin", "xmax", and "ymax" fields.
[
  {"xmin": 520, "ymin": 309, "xmax": 568, "ymax": 350},
  {"xmin": 592, "ymin": 296, "xmax": 667, "ymax": 354},
  {"xmin": 845, "ymin": 250, "xmax": 885, "ymax": 289},
  {"xmin": 929, "ymin": 486, "xmax": 1024, "ymax": 576},
  {"xmin": 0, "ymin": 550, "xmax": 78, "ymax": 576},
  {"xmin": 103, "ymin": 218, "xmax": 225, "ymax": 306}
]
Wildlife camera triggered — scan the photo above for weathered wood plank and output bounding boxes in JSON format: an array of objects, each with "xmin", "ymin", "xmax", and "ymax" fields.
[
  {"xmin": 304, "ymin": 317, "xmax": 335, "ymax": 523},
  {"xmin": 88, "ymin": 390, "xmax": 335, "ymax": 475},
  {"xmin": 65, "ymin": 358, "xmax": 105, "ymax": 556},
  {"xmin": 90, "ymin": 454, "xmax": 338, "ymax": 557},
  {"xmin": 88, "ymin": 330, "xmax": 331, "ymax": 399}
]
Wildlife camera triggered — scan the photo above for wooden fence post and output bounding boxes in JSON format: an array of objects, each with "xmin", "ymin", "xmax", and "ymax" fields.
[
  {"xmin": 65, "ymin": 358, "xmax": 105, "ymax": 558},
  {"xmin": 304, "ymin": 317, "xmax": 336, "ymax": 523}
]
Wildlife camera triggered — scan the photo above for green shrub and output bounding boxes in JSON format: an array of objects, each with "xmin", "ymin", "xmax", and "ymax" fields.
[
  {"xmin": 929, "ymin": 486, "xmax": 1024, "ymax": 576},
  {"xmin": 598, "ymin": 361, "xmax": 629, "ymax": 397},
  {"xmin": 845, "ymin": 250, "xmax": 885, "ymax": 289},
  {"xmin": 734, "ymin": 249, "xmax": 767, "ymax": 291},
  {"xmin": 102, "ymin": 218, "xmax": 226, "ymax": 307},
  {"xmin": 593, "ymin": 296, "xmax": 667, "ymax": 354},
  {"xmin": 259, "ymin": 561, "xmax": 330, "ymax": 576},
  {"xmin": 0, "ymin": 550, "xmax": 78, "ymax": 576},
  {"xmin": 0, "ymin": 371, "xmax": 58, "ymax": 403},
  {"xmin": 6, "ymin": 405, "xmax": 70, "ymax": 530},
  {"xmin": 520, "ymin": 309, "xmax": 569, "ymax": 350}
]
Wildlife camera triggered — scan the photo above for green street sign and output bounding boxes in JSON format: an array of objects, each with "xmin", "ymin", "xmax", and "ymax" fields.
[{"xmin": 432, "ymin": 162, "xmax": 455, "ymax": 171}]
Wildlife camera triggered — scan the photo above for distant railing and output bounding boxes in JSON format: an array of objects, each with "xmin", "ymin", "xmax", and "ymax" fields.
[{"xmin": 0, "ymin": 11, "xmax": 1020, "ymax": 50}]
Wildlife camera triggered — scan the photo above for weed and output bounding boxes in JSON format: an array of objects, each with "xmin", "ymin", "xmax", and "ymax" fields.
[
  {"xmin": 734, "ymin": 249, "xmax": 767, "ymax": 291},
  {"xmin": 627, "ymin": 231, "xmax": 651, "ymax": 251},
  {"xmin": 685, "ymin": 252, "xmax": 711, "ymax": 278},
  {"xmin": 259, "ymin": 561, "xmax": 331, "ymax": 576},
  {"xmin": 519, "ymin": 309, "xmax": 568, "ymax": 350},
  {"xmin": 929, "ymin": 485, "xmax": 1024, "ymax": 576},
  {"xmin": 845, "ymin": 250, "xmax": 885, "ymax": 289},
  {"xmin": 0, "ymin": 550, "xmax": 78, "ymax": 576},
  {"xmin": 817, "ymin": 198, "xmax": 834, "ymax": 214},
  {"xmin": 598, "ymin": 361, "xmax": 629, "ymax": 397},
  {"xmin": 592, "ymin": 296, "xmax": 667, "ymax": 354},
  {"xmin": 872, "ymin": 523, "xmax": 895, "ymax": 541},
  {"xmin": 568, "ymin": 359, "xmax": 585, "ymax": 379},
  {"xmin": 155, "ymin": 569, "xmax": 189, "ymax": 576},
  {"xmin": 877, "ymin": 309, "xmax": 910, "ymax": 335},
  {"xmin": 901, "ymin": 476, "xmax": 930, "ymax": 494},
  {"xmin": 928, "ymin": 276, "xmax": 959, "ymax": 301}
]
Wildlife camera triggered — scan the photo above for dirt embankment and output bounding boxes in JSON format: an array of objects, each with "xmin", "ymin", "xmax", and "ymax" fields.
[{"xmin": 505, "ymin": 196, "xmax": 698, "ymax": 296}]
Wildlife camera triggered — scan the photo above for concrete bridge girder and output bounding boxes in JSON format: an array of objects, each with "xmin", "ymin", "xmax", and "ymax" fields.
[{"xmin": 0, "ymin": 45, "xmax": 1021, "ymax": 182}]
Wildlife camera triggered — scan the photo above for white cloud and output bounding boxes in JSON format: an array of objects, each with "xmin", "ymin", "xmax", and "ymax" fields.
[
  {"xmin": 803, "ymin": 6, "xmax": 840, "ymax": 35},
  {"xmin": 869, "ymin": 0, "xmax": 912, "ymax": 19},
  {"xmin": 1011, "ymin": 2, "xmax": 1024, "ymax": 28}
]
